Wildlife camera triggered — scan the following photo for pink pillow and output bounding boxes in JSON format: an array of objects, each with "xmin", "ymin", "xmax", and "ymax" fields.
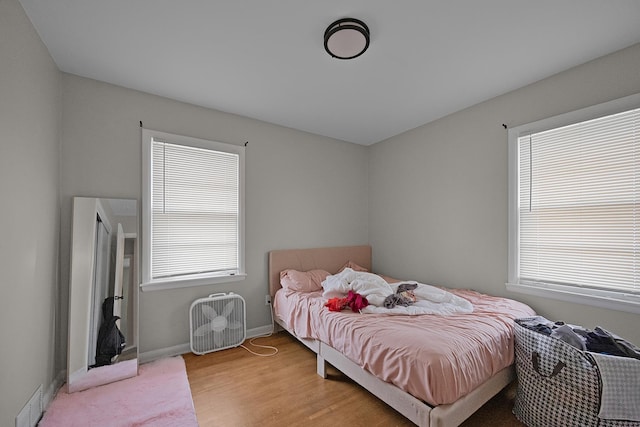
[
  {"xmin": 280, "ymin": 269, "xmax": 330, "ymax": 293},
  {"xmin": 337, "ymin": 260, "xmax": 369, "ymax": 273},
  {"xmin": 379, "ymin": 274, "xmax": 403, "ymax": 284},
  {"xmin": 336, "ymin": 261, "xmax": 401, "ymax": 283}
]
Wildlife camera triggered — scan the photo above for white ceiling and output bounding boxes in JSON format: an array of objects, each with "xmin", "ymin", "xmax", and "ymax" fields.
[{"xmin": 18, "ymin": 0, "xmax": 640, "ymax": 145}]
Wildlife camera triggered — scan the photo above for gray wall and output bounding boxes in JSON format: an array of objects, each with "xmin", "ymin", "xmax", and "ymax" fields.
[
  {"xmin": 369, "ymin": 42, "xmax": 640, "ymax": 344},
  {"xmin": 0, "ymin": 0, "xmax": 61, "ymax": 425},
  {"xmin": 59, "ymin": 74, "xmax": 369, "ymax": 356}
]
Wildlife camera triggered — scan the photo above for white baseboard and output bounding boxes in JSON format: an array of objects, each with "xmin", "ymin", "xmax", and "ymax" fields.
[
  {"xmin": 139, "ymin": 343, "xmax": 191, "ymax": 364},
  {"xmin": 41, "ymin": 369, "xmax": 66, "ymax": 416},
  {"xmin": 139, "ymin": 324, "xmax": 275, "ymax": 363},
  {"xmin": 246, "ymin": 324, "xmax": 275, "ymax": 339}
]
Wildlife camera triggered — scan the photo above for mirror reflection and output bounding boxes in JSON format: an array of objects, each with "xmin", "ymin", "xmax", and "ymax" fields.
[{"xmin": 67, "ymin": 197, "xmax": 138, "ymax": 393}]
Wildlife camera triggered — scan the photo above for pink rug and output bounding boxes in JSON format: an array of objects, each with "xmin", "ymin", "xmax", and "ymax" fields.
[{"xmin": 40, "ymin": 356, "xmax": 198, "ymax": 427}]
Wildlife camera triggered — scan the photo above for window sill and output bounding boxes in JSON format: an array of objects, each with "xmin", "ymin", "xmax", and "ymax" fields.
[
  {"xmin": 141, "ymin": 273, "xmax": 247, "ymax": 292},
  {"xmin": 506, "ymin": 282, "xmax": 640, "ymax": 314}
]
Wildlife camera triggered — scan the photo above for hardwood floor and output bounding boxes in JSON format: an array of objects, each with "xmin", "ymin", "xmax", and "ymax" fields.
[{"xmin": 183, "ymin": 332, "xmax": 526, "ymax": 427}]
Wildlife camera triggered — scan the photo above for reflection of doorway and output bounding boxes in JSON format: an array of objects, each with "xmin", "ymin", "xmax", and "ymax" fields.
[
  {"xmin": 111, "ymin": 225, "xmax": 137, "ymax": 360},
  {"xmin": 88, "ymin": 215, "xmax": 111, "ymax": 367},
  {"xmin": 123, "ymin": 237, "xmax": 138, "ymax": 351},
  {"xmin": 113, "ymin": 224, "xmax": 125, "ymax": 323},
  {"xmin": 119, "ymin": 254, "xmax": 133, "ymax": 347}
]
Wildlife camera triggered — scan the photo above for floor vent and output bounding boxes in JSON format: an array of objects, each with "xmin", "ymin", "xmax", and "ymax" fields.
[{"xmin": 15, "ymin": 384, "xmax": 42, "ymax": 427}]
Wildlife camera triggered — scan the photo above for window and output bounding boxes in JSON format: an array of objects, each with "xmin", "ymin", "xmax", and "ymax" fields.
[
  {"xmin": 141, "ymin": 129, "xmax": 245, "ymax": 291},
  {"xmin": 507, "ymin": 94, "xmax": 640, "ymax": 313}
]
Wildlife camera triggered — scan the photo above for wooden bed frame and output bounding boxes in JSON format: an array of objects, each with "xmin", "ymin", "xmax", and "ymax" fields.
[{"xmin": 268, "ymin": 245, "xmax": 514, "ymax": 427}]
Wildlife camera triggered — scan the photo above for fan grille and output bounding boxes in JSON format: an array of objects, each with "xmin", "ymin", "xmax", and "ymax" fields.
[{"xmin": 189, "ymin": 293, "xmax": 246, "ymax": 355}]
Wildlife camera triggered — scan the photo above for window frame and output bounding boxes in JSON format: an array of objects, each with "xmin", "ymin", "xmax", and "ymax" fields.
[
  {"xmin": 507, "ymin": 93, "xmax": 640, "ymax": 314},
  {"xmin": 141, "ymin": 128, "xmax": 246, "ymax": 291}
]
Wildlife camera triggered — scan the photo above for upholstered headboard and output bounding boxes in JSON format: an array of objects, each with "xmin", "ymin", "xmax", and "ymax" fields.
[{"xmin": 268, "ymin": 245, "xmax": 372, "ymax": 298}]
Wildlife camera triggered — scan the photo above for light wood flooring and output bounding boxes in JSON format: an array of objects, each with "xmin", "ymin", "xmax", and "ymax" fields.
[{"xmin": 183, "ymin": 332, "xmax": 526, "ymax": 427}]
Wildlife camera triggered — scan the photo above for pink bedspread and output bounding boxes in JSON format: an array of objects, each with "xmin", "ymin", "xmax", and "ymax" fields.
[{"xmin": 274, "ymin": 288, "xmax": 535, "ymax": 405}]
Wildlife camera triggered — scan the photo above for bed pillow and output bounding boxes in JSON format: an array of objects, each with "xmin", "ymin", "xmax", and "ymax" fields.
[
  {"xmin": 337, "ymin": 260, "xmax": 369, "ymax": 273},
  {"xmin": 280, "ymin": 269, "xmax": 330, "ymax": 293},
  {"xmin": 336, "ymin": 262, "xmax": 402, "ymax": 283},
  {"xmin": 379, "ymin": 274, "xmax": 403, "ymax": 284}
]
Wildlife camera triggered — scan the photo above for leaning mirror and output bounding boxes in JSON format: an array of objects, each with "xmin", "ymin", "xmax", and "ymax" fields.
[{"xmin": 67, "ymin": 197, "xmax": 138, "ymax": 392}]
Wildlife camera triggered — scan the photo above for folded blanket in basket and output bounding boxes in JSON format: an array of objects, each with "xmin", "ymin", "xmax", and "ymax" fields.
[{"xmin": 590, "ymin": 352, "xmax": 640, "ymax": 422}]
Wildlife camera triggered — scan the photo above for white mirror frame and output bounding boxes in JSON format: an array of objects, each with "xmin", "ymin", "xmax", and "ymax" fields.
[{"xmin": 67, "ymin": 197, "xmax": 139, "ymax": 392}]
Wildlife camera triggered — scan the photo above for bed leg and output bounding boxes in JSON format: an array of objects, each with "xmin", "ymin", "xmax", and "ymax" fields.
[{"xmin": 316, "ymin": 355, "xmax": 327, "ymax": 379}]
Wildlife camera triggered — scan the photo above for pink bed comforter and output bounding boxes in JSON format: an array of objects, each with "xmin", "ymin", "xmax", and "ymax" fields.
[{"xmin": 274, "ymin": 288, "xmax": 534, "ymax": 405}]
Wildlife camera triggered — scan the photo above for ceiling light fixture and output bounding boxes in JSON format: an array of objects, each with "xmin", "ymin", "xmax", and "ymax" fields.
[{"xmin": 324, "ymin": 18, "xmax": 370, "ymax": 60}]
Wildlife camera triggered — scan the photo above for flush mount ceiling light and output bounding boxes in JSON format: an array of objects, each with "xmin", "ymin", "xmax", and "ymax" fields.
[{"xmin": 324, "ymin": 18, "xmax": 370, "ymax": 60}]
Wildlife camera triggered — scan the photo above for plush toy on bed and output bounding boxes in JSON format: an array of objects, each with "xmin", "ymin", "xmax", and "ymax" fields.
[{"xmin": 384, "ymin": 282, "xmax": 418, "ymax": 309}]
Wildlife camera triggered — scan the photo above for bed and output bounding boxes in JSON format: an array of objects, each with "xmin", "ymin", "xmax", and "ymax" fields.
[{"xmin": 268, "ymin": 245, "xmax": 535, "ymax": 427}]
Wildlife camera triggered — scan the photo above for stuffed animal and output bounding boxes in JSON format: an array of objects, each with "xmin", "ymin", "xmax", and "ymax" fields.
[{"xmin": 383, "ymin": 282, "xmax": 418, "ymax": 309}]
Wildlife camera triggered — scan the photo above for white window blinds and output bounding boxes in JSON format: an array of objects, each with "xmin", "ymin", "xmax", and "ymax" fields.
[
  {"xmin": 517, "ymin": 107, "xmax": 640, "ymax": 294},
  {"xmin": 151, "ymin": 139, "xmax": 240, "ymax": 280}
]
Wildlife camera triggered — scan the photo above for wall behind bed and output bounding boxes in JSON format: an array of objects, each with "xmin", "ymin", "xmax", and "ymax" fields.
[
  {"xmin": 58, "ymin": 74, "xmax": 369, "ymax": 364},
  {"xmin": 368, "ymin": 42, "xmax": 640, "ymax": 345}
]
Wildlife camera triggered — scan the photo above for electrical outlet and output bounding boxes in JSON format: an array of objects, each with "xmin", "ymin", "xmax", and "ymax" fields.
[{"xmin": 265, "ymin": 294, "xmax": 271, "ymax": 306}]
